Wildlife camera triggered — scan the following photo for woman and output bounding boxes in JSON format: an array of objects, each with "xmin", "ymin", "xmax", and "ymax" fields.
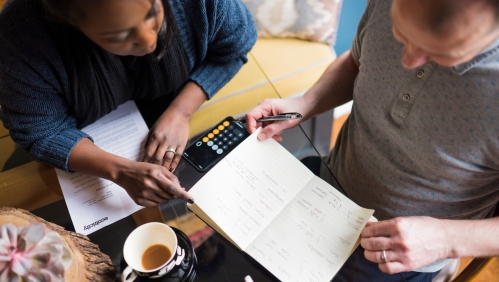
[{"xmin": 0, "ymin": 0, "xmax": 257, "ymax": 207}]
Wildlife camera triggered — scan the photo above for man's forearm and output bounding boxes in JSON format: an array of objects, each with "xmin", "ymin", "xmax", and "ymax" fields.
[
  {"xmin": 444, "ymin": 216, "xmax": 499, "ymax": 258},
  {"xmin": 301, "ymin": 50, "xmax": 359, "ymax": 119}
]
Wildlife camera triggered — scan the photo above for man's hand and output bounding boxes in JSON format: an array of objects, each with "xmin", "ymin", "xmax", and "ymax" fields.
[
  {"xmin": 360, "ymin": 216, "xmax": 450, "ymax": 273},
  {"xmin": 245, "ymin": 97, "xmax": 308, "ymax": 141}
]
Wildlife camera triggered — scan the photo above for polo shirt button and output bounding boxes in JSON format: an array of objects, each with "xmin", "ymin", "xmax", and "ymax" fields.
[
  {"xmin": 403, "ymin": 94, "xmax": 410, "ymax": 101},
  {"xmin": 416, "ymin": 69, "xmax": 424, "ymax": 78}
]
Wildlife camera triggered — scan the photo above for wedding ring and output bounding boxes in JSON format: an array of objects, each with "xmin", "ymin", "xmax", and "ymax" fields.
[
  {"xmin": 381, "ymin": 249, "xmax": 387, "ymax": 263},
  {"xmin": 166, "ymin": 148, "xmax": 176, "ymax": 155}
]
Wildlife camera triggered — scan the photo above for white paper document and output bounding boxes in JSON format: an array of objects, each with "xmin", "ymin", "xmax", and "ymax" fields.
[
  {"xmin": 188, "ymin": 128, "xmax": 375, "ymax": 282},
  {"xmin": 56, "ymin": 101, "xmax": 146, "ymax": 235}
]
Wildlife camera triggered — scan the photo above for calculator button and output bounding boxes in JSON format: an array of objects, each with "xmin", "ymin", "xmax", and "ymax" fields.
[
  {"xmin": 233, "ymin": 128, "xmax": 244, "ymax": 137},
  {"xmin": 212, "ymin": 145, "xmax": 218, "ymax": 150},
  {"xmin": 227, "ymin": 140, "xmax": 233, "ymax": 146},
  {"xmin": 218, "ymin": 125, "xmax": 225, "ymax": 131},
  {"xmin": 223, "ymin": 129, "xmax": 229, "ymax": 134},
  {"xmin": 228, "ymin": 124, "xmax": 234, "ymax": 130},
  {"xmin": 213, "ymin": 129, "xmax": 220, "ymax": 134},
  {"xmin": 228, "ymin": 133, "xmax": 234, "ymax": 138},
  {"xmin": 223, "ymin": 137, "xmax": 228, "ymax": 142},
  {"xmin": 217, "ymin": 141, "xmax": 223, "ymax": 146},
  {"xmin": 196, "ymin": 141, "xmax": 203, "ymax": 146},
  {"xmin": 223, "ymin": 121, "xmax": 230, "ymax": 126},
  {"xmin": 218, "ymin": 133, "xmax": 224, "ymax": 138},
  {"xmin": 208, "ymin": 133, "xmax": 214, "ymax": 138},
  {"xmin": 207, "ymin": 141, "xmax": 214, "ymax": 146},
  {"xmin": 202, "ymin": 137, "xmax": 209, "ymax": 142},
  {"xmin": 222, "ymin": 145, "xmax": 228, "ymax": 150},
  {"xmin": 216, "ymin": 149, "xmax": 223, "ymax": 154},
  {"xmin": 233, "ymin": 137, "xmax": 239, "ymax": 142},
  {"xmin": 213, "ymin": 137, "xmax": 219, "ymax": 142}
]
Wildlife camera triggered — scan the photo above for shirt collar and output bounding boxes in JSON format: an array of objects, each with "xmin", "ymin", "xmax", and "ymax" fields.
[{"xmin": 450, "ymin": 37, "xmax": 499, "ymax": 75}]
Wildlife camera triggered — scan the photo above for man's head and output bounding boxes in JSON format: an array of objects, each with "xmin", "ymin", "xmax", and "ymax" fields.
[{"xmin": 391, "ymin": 0, "xmax": 499, "ymax": 69}]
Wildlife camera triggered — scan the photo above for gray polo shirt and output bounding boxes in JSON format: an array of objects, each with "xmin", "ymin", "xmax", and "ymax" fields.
[{"xmin": 324, "ymin": 0, "xmax": 499, "ymax": 272}]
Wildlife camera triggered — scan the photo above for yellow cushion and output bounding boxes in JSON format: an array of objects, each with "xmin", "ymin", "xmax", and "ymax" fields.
[{"xmin": 189, "ymin": 38, "xmax": 336, "ymax": 137}]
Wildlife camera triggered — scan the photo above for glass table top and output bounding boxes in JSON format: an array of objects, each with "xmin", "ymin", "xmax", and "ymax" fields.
[{"xmin": 1, "ymin": 51, "xmax": 337, "ymax": 281}]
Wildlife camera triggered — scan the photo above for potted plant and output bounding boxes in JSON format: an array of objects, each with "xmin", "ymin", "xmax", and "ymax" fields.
[{"xmin": 0, "ymin": 223, "xmax": 72, "ymax": 281}]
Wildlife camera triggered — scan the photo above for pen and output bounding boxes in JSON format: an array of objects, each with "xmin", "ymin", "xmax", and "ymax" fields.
[{"xmin": 233, "ymin": 112, "xmax": 302, "ymax": 123}]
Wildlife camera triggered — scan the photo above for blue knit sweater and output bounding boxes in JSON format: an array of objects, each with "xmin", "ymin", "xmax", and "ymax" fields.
[{"xmin": 0, "ymin": 0, "xmax": 257, "ymax": 171}]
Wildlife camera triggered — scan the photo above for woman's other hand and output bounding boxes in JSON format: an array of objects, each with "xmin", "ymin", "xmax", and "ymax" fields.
[
  {"xmin": 142, "ymin": 81, "xmax": 207, "ymax": 172},
  {"xmin": 143, "ymin": 109, "xmax": 189, "ymax": 172}
]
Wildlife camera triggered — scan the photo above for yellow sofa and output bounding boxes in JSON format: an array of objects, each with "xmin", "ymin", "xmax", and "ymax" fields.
[{"xmin": 189, "ymin": 38, "xmax": 336, "ymax": 136}]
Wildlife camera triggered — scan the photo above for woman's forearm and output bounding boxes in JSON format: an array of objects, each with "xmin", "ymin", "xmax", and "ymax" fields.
[
  {"xmin": 68, "ymin": 137, "xmax": 133, "ymax": 182},
  {"xmin": 166, "ymin": 81, "xmax": 208, "ymax": 119}
]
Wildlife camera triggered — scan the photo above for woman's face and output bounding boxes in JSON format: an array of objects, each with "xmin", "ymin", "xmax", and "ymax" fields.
[{"xmin": 76, "ymin": 0, "xmax": 164, "ymax": 57}]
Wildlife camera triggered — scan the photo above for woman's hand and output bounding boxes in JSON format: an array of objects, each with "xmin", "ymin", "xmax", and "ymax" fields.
[
  {"xmin": 142, "ymin": 82, "xmax": 208, "ymax": 172},
  {"xmin": 142, "ymin": 105, "xmax": 190, "ymax": 172},
  {"xmin": 245, "ymin": 97, "xmax": 309, "ymax": 142},
  {"xmin": 116, "ymin": 160, "xmax": 193, "ymax": 207}
]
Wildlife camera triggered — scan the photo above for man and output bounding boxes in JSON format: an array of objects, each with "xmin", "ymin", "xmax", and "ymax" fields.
[{"xmin": 246, "ymin": 0, "xmax": 499, "ymax": 280}]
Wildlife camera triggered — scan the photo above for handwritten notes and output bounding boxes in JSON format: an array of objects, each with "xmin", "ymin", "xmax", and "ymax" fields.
[
  {"xmin": 56, "ymin": 101, "xmax": 146, "ymax": 235},
  {"xmin": 188, "ymin": 128, "xmax": 375, "ymax": 281}
]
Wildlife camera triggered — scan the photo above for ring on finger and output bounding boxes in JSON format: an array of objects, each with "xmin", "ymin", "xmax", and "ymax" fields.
[
  {"xmin": 381, "ymin": 249, "xmax": 388, "ymax": 263},
  {"xmin": 166, "ymin": 147, "xmax": 176, "ymax": 155}
]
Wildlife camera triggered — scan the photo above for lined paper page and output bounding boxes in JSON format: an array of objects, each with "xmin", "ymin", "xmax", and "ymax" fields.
[
  {"xmin": 188, "ymin": 128, "xmax": 315, "ymax": 249},
  {"xmin": 247, "ymin": 176, "xmax": 374, "ymax": 282}
]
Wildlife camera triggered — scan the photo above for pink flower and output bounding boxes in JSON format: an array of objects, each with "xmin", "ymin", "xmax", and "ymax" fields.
[{"xmin": 0, "ymin": 223, "xmax": 71, "ymax": 282}]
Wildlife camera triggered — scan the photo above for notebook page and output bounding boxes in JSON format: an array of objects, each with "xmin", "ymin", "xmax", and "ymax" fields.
[
  {"xmin": 188, "ymin": 128, "xmax": 315, "ymax": 249},
  {"xmin": 247, "ymin": 175, "xmax": 374, "ymax": 282}
]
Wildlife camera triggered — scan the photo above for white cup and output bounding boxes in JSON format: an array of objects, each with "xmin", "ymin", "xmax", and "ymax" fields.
[{"xmin": 121, "ymin": 222, "xmax": 183, "ymax": 282}]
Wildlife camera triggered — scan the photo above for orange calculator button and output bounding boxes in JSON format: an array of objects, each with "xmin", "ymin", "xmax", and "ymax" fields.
[
  {"xmin": 202, "ymin": 137, "xmax": 209, "ymax": 142},
  {"xmin": 213, "ymin": 129, "xmax": 220, "ymax": 134},
  {"xmin": 208, "ymin": 133, "xmax": 215, "ymax": 138},
  {"xmin": 223, "ymin": 121, "xmax": 230, "ymax": 126},
  {"xmin": 218, "ymin": 125, "xmax": 225, "ymax": 131}
]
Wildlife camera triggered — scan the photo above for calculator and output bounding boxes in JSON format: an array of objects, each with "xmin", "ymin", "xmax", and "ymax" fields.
[{"xmin": 182, "ymin": 116, "xmax": 250, "ymax": 172}]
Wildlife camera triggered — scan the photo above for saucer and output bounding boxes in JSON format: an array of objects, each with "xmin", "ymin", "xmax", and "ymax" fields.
[{"xmin": 120, "ymin": 227, "xmax": 197, "ymax": 282}]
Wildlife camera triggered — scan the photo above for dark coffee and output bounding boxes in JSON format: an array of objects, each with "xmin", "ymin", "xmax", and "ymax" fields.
[{"xmin": 142, "ymin": 244, "xmax": 172, "ymax": 270}]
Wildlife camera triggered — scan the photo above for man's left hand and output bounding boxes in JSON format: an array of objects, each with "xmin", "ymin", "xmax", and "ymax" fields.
[{"xmin": 360, "ymin": 216, "xmax": 450, "ymax": 273}]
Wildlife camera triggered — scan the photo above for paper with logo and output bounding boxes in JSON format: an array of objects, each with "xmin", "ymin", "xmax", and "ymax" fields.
[
  {"xmin": 187, "ymin": 128, "xmax": 376, "ymax": 282},
  {"xmin": 56, "ymin": 101, "xmax": 146, "ymax": 235}
]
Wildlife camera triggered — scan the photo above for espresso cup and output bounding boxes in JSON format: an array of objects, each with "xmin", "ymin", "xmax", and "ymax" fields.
[{"xmin": 121, "ymin": 222, "xmax": 184, "ymax": 282}]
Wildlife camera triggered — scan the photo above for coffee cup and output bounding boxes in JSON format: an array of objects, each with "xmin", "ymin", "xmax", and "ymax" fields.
[{"xmin": 121, "ymin": 222, "xmax": 185, "ymax": 282}]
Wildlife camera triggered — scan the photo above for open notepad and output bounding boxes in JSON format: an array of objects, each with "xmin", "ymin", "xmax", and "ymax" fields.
[{"xmin": 187, "ymin": 128, "xmax": 376, "ymax": 282}]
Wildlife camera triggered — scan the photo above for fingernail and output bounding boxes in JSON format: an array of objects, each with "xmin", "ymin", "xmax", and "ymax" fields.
[
  {"xmin": 179, "ymin": 183, "xmax": 185, "ymax": 189},
  {"xmin": 188, "ymin": 198, "xmax": 194, "ymax": 204},
  {"xmin": 169, "ymin": 168, "xmax": 173, "ymax": 172},
  {"xmin": 257, "ymin": 132, "xmax": 266, "ymax": 141}
]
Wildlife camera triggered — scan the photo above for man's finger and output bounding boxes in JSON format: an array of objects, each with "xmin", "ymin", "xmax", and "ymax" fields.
[
  {"xmin": 361, "ymin": 220, "xmax": 395, "ymax": 238},
  {"xmin": 378, "ymin": 261, "xmax": 407, "ymax": 274}
]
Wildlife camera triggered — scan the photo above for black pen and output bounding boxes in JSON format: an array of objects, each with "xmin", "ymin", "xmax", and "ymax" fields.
[{"xmin": 233, "ymin": 112, "xmax": 302, "ymax": 124}]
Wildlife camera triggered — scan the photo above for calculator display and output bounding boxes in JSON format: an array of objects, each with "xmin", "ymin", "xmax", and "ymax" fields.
[{"xmin": 182, "ymin": 117, "xmax": 250, "ymax": 171}]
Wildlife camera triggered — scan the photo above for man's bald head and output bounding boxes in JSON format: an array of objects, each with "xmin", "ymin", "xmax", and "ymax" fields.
[
  {"xmin": 396, "ymin": 0, "xmax": 499, "ymax": 36},
  {"xmin": 390, "ymin": 0, "xmax": 499, "ymax": 69}
]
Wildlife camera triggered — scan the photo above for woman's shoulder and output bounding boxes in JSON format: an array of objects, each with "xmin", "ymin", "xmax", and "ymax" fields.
[{"xmin": 0, "ymin": 0, "xmax": 58, "ymax": 47}]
